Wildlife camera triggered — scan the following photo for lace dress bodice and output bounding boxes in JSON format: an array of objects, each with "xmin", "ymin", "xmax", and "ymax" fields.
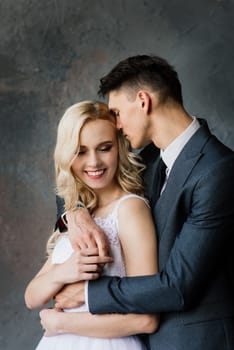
[
  {"xmin": 52, "ymin": 194, "xmax": 148, "ymax": 277},
  {"xmin": 35, "ymin": 194, "xmax": 148, "ymax": 350}
]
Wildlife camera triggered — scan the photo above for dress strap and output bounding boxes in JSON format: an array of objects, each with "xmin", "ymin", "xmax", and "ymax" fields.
[
  {"xmin": 111, "ymin": 194, "xmax": 149, "ymax": 232},
  {"xmin": 112, "ymin": 194, "xmax": 150, "ymax": 217}
]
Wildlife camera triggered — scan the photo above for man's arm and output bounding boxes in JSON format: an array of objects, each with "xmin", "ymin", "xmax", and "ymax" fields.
[
  {"xmin": 54, "ymin": 196, "xmax": 67, "ymax": 232},
  {"xmin": 55, "ymin": 195, "xmax": 109, "ymax": 256},
  {"xmin": 87, "ymin": 158, "xmax": 234, "ymax": 314}
]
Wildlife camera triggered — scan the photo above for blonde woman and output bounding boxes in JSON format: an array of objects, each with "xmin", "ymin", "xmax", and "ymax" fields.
[{"xmin": 25, "ymin": 101, "xmax": 159, "ymax": 350}]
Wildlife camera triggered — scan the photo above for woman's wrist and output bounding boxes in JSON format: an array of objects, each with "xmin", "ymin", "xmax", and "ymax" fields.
[
  {"xmin": 50, "ymin": 264, "xmax": 67, "ymax": 286},
  {"xmin": 55, "ymin": 312, "xmax": 76, "ymax": 334}
]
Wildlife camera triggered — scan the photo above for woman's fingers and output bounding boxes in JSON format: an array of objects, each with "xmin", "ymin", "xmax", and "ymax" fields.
[{"xmin": 62, "ymin": 249, "xmax": 112, "ymax": 282}]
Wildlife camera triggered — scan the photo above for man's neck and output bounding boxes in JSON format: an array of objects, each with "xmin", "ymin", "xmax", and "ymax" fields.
[{"xmin": 151, "ymin": 104, "xmax": 193, "ymax": 150}]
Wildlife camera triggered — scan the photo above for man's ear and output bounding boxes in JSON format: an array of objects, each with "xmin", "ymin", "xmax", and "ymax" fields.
[{"xmin": 136, "ymin": 90, "xmax": 152, "ymax": 114}]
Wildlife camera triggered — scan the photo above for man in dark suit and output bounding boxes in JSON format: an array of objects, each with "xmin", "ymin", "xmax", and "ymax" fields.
[{"xmin": 55, "ymin": 55, "xmax": 234, "ymax": 349}]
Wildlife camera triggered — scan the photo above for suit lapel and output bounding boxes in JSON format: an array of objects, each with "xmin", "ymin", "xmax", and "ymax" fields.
[{"xmin": 154, "ymin": 122, "xmax": 212, "ymax": 239}]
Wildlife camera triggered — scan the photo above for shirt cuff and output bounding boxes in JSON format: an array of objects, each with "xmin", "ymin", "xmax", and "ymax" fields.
[{"xmin": 84, "ymin": 281, "xmax": 90, "ymax": 311}]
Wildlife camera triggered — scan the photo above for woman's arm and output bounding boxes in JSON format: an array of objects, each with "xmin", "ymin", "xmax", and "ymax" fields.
[
  {"xmin": 40, "ymin": 197, "xmax": 159, "ymax": 337},
  {"xmin": 25, "ymin": 246, "xmax": 112, "ymax": 309},
  {"xmin": 40, "ymin": 308, "xmax": 158, "ymax": 338},
  {"xmin": 25, "ymin": 255, "xmax": 63, "ymax": 309},
  {"xmin": 118, "ymin": 197, "xmax": 158, "ymax": 277}
]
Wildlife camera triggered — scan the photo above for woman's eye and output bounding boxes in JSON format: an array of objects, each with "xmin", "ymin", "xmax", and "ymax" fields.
[
  {"xmin": 77, "ymin": 150, "xmax": 85, "ymax": 156},
  {"xmin": 99, "ymin": 145, "xmax": 112, "ymax": 152}
]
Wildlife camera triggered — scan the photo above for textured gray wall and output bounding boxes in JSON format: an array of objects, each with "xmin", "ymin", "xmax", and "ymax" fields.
[{"xmin": 1, "ymin": 0, "xmax": 234, "ymax": 348}]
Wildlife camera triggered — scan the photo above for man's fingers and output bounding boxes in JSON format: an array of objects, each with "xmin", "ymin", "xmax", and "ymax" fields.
[
  {"xmin": 82, "ymin": 232, "xmax": 99, "ymax": 248},
  {"xmin": 67, "ymin": 208, "xmax": 111, "ymax": 255},
  {"xmin": 54, "ymin": 291, "xmax": 88, "ymax": 309},
  {"xmin": 80, "ymin": 255, "xmax": 113, "ymax": 265},
  {"xmin": 79, "ymin": 247, "xmax": 112, "ymax": 258},
  {"xmin": 97, "ymin": 240, "xmax": 110, "ymax": 257},
  {"xmin": 71, "ymin": 240, "xmax": 86, "ymax": 250},
  {"xmin": 80, "ymin": 247, "xmax": 99, "ymax": 256},
  {"xmin": 79, "ymin": 247, "xmax": 113, "ymax": 260},
  {"xmin": 70, "ymin": 232, "xmax": 99, "ymax": 250},
  {"xmin": 71, "ymin": 230, "xmax": 109, "ymax": 255},
  {"xmin": 92, "ymin": 228, "xmax": 110, "ymax": 256}
]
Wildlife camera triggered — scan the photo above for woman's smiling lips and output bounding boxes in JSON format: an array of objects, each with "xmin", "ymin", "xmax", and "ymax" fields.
[{"xmin": 85, "ymin": 169, "xmax": 106, "ymax": 179}]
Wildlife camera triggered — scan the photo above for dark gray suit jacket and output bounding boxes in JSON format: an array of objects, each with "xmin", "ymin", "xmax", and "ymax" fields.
[{"xmin": 87, "ymin": 121, "xmax": 234, "ymax": 350}]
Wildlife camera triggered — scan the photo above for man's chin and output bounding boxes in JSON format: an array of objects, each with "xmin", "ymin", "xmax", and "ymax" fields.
[{"xmin": 131, "ymin": 140, "xmax": 150, "ymax": 151}]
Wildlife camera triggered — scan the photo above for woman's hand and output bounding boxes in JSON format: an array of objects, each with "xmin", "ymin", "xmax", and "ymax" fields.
[
  {"xmin": 54, "ymin": 248, "xmax": 112, "ymax": 284},
  {"xmin": 40, "ymin": 308, "xmax": 63, "ymax": 337}
]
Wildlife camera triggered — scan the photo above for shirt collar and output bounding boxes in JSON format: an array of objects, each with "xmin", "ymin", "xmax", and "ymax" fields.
[{"xmin": 161, "ymin": 117, "xmax": 200, "ymax": 174}]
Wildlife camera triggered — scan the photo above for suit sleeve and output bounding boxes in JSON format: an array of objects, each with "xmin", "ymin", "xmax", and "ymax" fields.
[
  {"xmin": 54, "ymin": 195, "xmax": 66, "ymax": 232},
  {"xmin": 88, "ymin": 157, "xmax": 234, "ymax": 314}
]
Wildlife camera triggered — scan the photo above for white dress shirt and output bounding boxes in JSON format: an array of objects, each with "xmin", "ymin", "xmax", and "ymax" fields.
[{"xmin": 160, "ymin": 117, "xmax": 200, "ymax": 192}]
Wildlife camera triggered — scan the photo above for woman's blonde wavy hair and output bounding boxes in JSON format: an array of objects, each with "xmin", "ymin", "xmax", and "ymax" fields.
[{"xmin": 47, "ymin": 101, "xmax": 145, "ymax": 254}]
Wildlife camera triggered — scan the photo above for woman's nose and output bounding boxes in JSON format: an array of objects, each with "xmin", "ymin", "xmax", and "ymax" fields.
[{"xmin": 87, "ymin": 151, "xmax": 100, "ymax": 166}]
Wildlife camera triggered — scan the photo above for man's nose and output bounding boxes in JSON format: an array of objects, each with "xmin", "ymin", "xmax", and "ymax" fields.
[{"xmin": 116, "ymin": 117, "xmax": 122, "ymax": 130}]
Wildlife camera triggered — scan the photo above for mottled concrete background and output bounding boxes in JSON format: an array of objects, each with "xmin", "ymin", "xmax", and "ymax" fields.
[{"xmin": 1, "ymin": 0, "xmax": 234, "ymax": 348}]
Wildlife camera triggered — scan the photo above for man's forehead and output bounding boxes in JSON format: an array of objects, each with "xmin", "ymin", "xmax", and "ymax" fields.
[
  {"xmin": 108, "ymin": 92, "xmax": 118, "ymax": 110},
  {"xmin": 108, "ymin": 90, "xmax": 125, "ymax": 109}
]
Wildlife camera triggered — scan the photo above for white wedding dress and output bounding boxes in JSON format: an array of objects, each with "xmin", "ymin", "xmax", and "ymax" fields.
[{"xmin": 35, "ymin": 194, "xmax": 147, "ymax": 350}]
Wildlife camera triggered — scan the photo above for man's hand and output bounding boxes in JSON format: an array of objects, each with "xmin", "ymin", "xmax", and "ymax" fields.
[
  {"xmin": 54, "ymin": 281, "xmax": 85, "ymax": 309},
  {"xmin": 67, "ymin": 208, "xmax": 109, "ymax": 256},
  {"xmin": 40, "ymin": 308, "xmax": 63, "ymax": 337}
]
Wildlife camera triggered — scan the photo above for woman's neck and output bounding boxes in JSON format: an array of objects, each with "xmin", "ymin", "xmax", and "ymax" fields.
[{"xmin": 94, "ymin": 186, "xmax": 125, "ymax": 217}]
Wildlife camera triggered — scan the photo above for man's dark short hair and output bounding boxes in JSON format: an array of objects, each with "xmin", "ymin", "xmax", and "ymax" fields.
[{"xmin": 99, "ymin": 55, "xmax": 183, "ymax": 105}]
